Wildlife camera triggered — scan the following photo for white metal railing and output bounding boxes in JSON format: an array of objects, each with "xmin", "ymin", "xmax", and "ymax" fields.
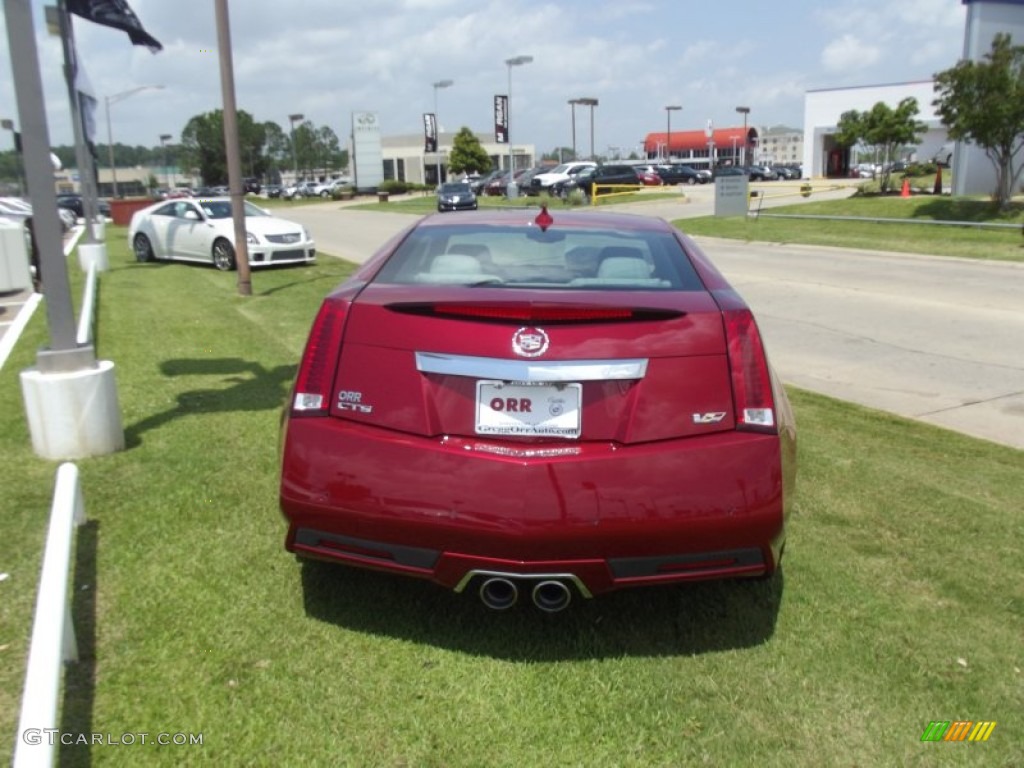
[
  {"xmin": 75, "ymin": 262, "xmax": 98, "ymax": 345},
  {"xmin": 13, "ymin": 463, "xmax": 85, "ymax": 768}
]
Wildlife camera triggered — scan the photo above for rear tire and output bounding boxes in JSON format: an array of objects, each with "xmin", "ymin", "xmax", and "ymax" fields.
[
  {"xmin": 212, "ymin": 239, "xmax": 236, "ymax": 271},
  {"xmin": 133, "ymin": 233, "xmax": 154, "ymax": 262}
]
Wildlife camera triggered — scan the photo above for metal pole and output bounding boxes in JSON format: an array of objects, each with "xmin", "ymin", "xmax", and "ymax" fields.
[
  {"xmin": 55, "ymin": 1, "xmax": 99, "ymax": 243},
  {"xmin": 214, "ymin": 0, "xmax": 251, "ymax": 295},
  {"xmin": 289, "ymin": 112, "xmax": 303, "ymax": 184},
  {"xmin": 5, "ymin": 0, "xmax": 92, "ymax": 368},
  {"xmin": 736, "ymin": 106, "xmax": 750, "ymax": 166},
  {"xmin": 569, "ymin": 100, "xmax": 577, "ymax": 160},
  {"xmin": 433, "ymin": 79, "xmax": 453, "ymax": 187},
  {"xmin": 589, "ymin": 101, "xmax": 596, "ymax": 161},
  {"xmin": 504, "ymin": 55, "xmax": 532, "ymax": 199},
  {"xmin": 104, "ymin": 86, "xmax": 163, "ymax": 198},
  {"xmin": 104, "ymin": 96, "xmax": 117, "ymax": 197},
  {"xmin": 665, "ymin": 105, "xmax": 681, "ymax": 164},
  {"xmin": 160, "ymin": 134, "xmax": 172, "ymax": 190}
]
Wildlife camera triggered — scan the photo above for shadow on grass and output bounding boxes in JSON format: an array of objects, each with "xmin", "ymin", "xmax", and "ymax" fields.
[
  {"xmin": 58, "ymin": 520, "xmax": 98, "ymax": 768},
  {"xmin": 300, "ymin": 559, "xmax": 782, "ymax": 661},
  {"xmin": 912, "ymin": 197, "xmax": 1024, "ymax": 222},
  {"xmin": 125, "ymin": 358, "xmax": 295, "ymax": 448}
]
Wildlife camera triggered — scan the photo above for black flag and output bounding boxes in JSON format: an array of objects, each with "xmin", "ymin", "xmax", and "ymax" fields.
[{"xmin": 66, "ymin": 0, "xmax": 163, "ymax": 52}]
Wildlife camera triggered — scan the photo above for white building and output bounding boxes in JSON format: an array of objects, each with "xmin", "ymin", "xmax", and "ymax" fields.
[
  {"xmin": 802, "ymin": 0, "xmax": 1024, "ymax": 191},
  {"xmin": 801, "ymin": 80, "xmax": 950, "ymax": 179},
  {"xmin": 953, "ymin": 0, "xmax": 1024, "ymax": 195}
]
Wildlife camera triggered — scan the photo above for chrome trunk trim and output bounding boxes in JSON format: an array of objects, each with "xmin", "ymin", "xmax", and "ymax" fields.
[{"xmin": 415, "ymin": 352, "xmax": 647, "ymax": 382}]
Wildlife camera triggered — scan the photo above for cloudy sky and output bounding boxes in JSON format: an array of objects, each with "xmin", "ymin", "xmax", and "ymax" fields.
[{"xmin": 1, "ymin": 0, "xmax": 967, "ymax": 158}]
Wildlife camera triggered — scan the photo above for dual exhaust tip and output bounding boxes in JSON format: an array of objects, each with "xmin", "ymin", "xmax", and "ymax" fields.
[{"xmin": 479, "ymin": 577, "xmax": 573, "ymax": 613}]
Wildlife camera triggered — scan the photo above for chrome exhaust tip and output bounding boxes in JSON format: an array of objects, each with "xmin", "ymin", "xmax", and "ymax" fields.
[
  {"xmin": 479, "ymin": 577, "xmax": 518, "ymax": 610},
  {"xmin": 531, "ymin": 580, "xmax": 572, "ymax": 613}
]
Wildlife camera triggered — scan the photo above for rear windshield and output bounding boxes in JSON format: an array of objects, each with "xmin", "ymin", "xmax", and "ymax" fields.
[{"xmin": 372, "ymin": 224, "xmax": 705, "ymax": 290}]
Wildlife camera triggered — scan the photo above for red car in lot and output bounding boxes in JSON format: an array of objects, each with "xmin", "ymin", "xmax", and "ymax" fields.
[{"xmin": 279, "ymin": 208, "xmax": 796, "ymax": 611}]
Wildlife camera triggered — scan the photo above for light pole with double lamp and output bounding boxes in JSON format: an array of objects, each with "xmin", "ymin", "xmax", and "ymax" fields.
[
  {"xmin": 664, "ymin": 105, "xmax": 681, "ymax": 163},
  {"xmin": 288, "ymin": 112, "xmax": 304, "ymax": 184},
  {"xmin": 104, "ymin": 84, "xmax": 163, "ymax": 198},
  {"xmin": 735, "ymin": 105, "xmax": 750, "ymax": 166},
  {"xmin": 504, "ymin": 55, "xmax": 532, "ymax": 199},
  {"xmin": 159, "ymin": 134, "xmax": 173, "ymax": 190},
  {"xmin": 574, "ymin": 98, "xmax": 598, "ymax": 160},
  {"xmin": 432, "ymin": 79, "xmax": 453, "ymax": 187}
]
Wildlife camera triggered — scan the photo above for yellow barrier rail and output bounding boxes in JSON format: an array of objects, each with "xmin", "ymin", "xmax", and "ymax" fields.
[
  {"xmin": 591, "ymin": 183, "xmax": 643, "ymax": 204},
  {"xmin": 747, "ymin": 181, "xmax": 847, "ymax": 213}
]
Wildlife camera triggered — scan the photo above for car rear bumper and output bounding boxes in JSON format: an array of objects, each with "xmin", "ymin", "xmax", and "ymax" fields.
[{"xmin": 280, "ymin": 417, "xmax": 790, "ymax": 596}]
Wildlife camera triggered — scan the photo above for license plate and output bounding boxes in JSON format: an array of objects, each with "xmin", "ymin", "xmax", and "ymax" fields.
[{"xmin": 475, "ymin": 381, "xmax": 582, "ymax": 438}]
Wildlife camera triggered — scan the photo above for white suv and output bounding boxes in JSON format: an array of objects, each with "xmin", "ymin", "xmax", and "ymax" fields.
[{"xmin": 529, "ymin": 161, "xmax": 598, "ymax": 193}]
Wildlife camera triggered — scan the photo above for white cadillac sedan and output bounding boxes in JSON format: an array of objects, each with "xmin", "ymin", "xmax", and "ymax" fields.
[{"xmin": 128, "ymin": 197, "xmax": 316, "ymax": 271}]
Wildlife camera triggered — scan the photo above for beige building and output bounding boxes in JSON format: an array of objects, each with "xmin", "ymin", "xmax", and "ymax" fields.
[
  {"xmin": 755, "ymin": 125, "xmax": 804, "ymax": 167},
  {"xmin": 381, "ymin": 131, "xmax": 535, "ymax": 186}
]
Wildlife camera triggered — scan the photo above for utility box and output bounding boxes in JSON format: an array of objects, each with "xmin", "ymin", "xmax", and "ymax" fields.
[{"xmin": 0, "ymin": 218, "xmax": 32, "ymax": 292}]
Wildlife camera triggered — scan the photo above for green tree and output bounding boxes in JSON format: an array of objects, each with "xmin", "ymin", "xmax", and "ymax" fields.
[
  {"xmin": 447, "ymin": 127, "xmax": 491, "ymax": 175},
  {"xmin": 933, "ymin": 33, "xmax": 1024, "ymax": 209},
  {"xmin": 180, "ymin": 109, "xmax": 267, "ymax": 184},
  {"xmin": 835, "ymin": 98, "xmax": 927, "ymax": 192}
]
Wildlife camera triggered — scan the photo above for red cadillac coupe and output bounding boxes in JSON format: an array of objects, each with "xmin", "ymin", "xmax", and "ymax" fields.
[{"xmin": 279, "ymin": 208, "xmax": 796, "ymax": 612}]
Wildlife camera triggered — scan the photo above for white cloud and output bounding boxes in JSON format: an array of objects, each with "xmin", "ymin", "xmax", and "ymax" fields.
[{"xmin": 821, "ymin": 34, "xmax": 882, "ymax": 74}]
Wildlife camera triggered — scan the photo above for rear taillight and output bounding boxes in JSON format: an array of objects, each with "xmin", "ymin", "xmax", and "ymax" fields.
[
  {"xmin": 722, "ymin": 309, "xmax": 776, "ymax": 433},
  {"xmin": 291, "ymin": 299, "xmax": 347, "ymax": 416}
]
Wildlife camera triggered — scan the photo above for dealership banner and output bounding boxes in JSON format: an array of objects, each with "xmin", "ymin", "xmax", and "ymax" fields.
[
  {"xmin": 494, "ymin": 95, "xmax": 508, "ymax": 144},
  {"xmin": 423, "ymin": 113, "xmax": 437, "ymax": 152}
]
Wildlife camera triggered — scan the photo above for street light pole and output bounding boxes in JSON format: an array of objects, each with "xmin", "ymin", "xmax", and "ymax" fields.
[
  {"xmin": 432, "ymin": 79, "xmax": 453, "ymax": 187},
  {"xmin": 735, "ymin": 106, "xmax": 750, "ymax": 166},
  {"xmin": 568, "ymin": 99, "xmax": 578, "ymax": 160},
  {"xmin": 159, "ymin": 134, "xmax": 172, "ymax": 190},
  {"xmin": 504, "ymin": 55, "xmax": 533, "ymax": 199},
  {"xmin": 288, "ymin": 112, "xmax": 304, "ymax": 184},
  {"xmin": 664, "ymin": 105, "xmax": 681, "ymax": 164},
  {"xmin": 104, "ymin": 85, "xmax": 163, "ymax": 198}
]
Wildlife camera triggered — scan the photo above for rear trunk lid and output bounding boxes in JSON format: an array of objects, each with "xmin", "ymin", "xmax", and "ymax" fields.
[{"xmin": 329, "ymin": 285, "xmax": 735, "ymax": 443}]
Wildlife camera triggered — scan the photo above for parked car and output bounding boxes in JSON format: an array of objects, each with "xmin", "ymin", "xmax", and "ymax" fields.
[
  {"xmin": 529, "ymin": 161, "xmax": 598, "ymax": 194},
  {"xmin": 654, "ymin": 164, "xmax": 705, "ymax": 185},
  {"xmin": 56, "ymin": 193, "xmax": 111, "ymax": 218},
  {"xmin": 747, "ymin": 165, "xmax": 778, "ymax": 181},
  {"xmin": 278, "ymin": 208, "xmax": 796, "ymax": 610},
  {"xmin": 514, "ymin": 166, "xmax": 551, "ymax": 196},
  {"xmin": 557, "ymin": 164, "xmax": 643, "ymax": 199},
  {"xmin": 469, "ymin": 170, "xmax": 502, "ymax": 195},
  {"xmin": 128, "ymin": 197, "xmax": 316, "ymax": 271},
  {"xmin": 635, "ymin": 168, "xmax": 663, "ymax": 186},
  {"xmin": 265, "ymin": 184, "xmax": 283, "ymax": 199},
  {"xmin": 436, "ymin": 182, "xmax": 478, "ymax": 212},
  {"xmin": 712, "ymin": 165, "xmax": 747, "ymax": 180}
]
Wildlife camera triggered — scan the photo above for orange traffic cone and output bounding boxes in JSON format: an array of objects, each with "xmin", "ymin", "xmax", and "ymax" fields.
[{"xmin": 900, "ymin": 178, "xmax": 910, "ymax": 198}]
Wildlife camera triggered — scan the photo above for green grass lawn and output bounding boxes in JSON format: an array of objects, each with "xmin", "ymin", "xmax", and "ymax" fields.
[
  {"xmin": 679, "ymin": 195, "xmax": 1024, "ymax": 262},
  {"xmin": 1, "ymin": 231, "xmax": 1021, "ymax": 766}
]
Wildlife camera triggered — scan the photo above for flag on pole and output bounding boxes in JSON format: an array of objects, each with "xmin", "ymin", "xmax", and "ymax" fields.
[
  {"xmin": 423, "ymin": 113, "xmax": 437, "ymax": 153},
  {"xmin": 74, "ymin": 57, "xmax": 99, "ymax": 158},
  {"xmin": 66, "ymin": 0, "xmax": 163, "ymax": 52}
]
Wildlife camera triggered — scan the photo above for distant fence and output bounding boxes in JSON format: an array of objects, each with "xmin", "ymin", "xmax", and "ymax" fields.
[{"xmin": 13, "ymin": 463, "xmax": 86, "ymax": 768}]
